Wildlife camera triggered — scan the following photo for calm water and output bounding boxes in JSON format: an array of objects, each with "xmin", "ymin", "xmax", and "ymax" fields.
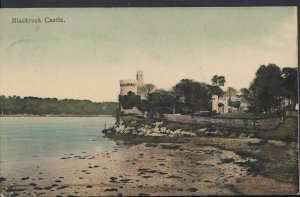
[{"xmin": 0, "ymin": 117, "xmax": 116, "ymax": 163}]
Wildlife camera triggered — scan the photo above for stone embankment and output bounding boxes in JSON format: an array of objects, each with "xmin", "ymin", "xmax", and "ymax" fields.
[{"xmin": 163, "ymin": 114, "xmax": 281, "ymax": 130}]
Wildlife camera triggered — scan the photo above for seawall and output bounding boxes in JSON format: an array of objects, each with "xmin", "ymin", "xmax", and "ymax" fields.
[{"xmin": 163, "ymin": 114, "xmax": 281, "ymax": 130}]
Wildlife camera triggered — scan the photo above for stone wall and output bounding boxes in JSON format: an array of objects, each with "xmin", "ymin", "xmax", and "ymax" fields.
[{"xmin": 163, "ymin": 114, "xmax": 281, "ymax": 130}]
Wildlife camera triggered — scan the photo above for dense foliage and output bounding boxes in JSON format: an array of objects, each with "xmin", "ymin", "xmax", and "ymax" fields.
[
  {"xmin": 119, "ymin": 92, "xmax": 141, "ymax": 109},
  {"xmin": 241, "ymin": 64, "xmax": 298, "ymax": 113},
  {"xmin": 0, "ymin": 95, "xmax": 118, "ymax": 115},
  {"xmin": 119, "ymin": 64, "xmax": 297, "ymax": 117},
  {"xmin": 173, "ymin": 79, "xmax": 213, "ymax": 114},
  {"xmin": 119, "ymin": 78, "xmax": 224, "ymax": 117}
]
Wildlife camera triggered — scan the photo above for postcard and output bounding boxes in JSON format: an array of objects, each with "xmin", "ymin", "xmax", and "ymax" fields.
[{"xmin": 0, "ymin": 7, "xmax": 298, "ymax": 196}]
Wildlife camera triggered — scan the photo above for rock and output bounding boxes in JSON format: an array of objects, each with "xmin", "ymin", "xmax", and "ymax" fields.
[
  {"xmin": 0, "ymin": 177, "xmax": 6, "ymax": 182},
  {"xmin": 102, "ymin": 128, "xmax": 116, "ymax": 135},
  {"xmin": 248, "ymin": 133, "xmax": 255, "ymax": 138},
  {"xmin": 198, "ymin": 128, "xmax": 207, "ymax": 133},
  {"xmin": 123, "ymin": 128, "xmax": 132, "ymax": 134},
  {"xmin": 160, "ymin": 127, "xmax": 166, "ymax": 133},
  {"xmin": 153, "ymin": 122, "xmax": 163, "ymax": 127},
  {"xmin": 115, "ymin": 125, "xmax": 125, "ymax": 133},
  {"xmin": 248, "ymin": 138, "xmax": 267, "ymax": 145},
  {"xmin": 210, "ymin": 130, "xmax": 221, "ymax": 136},
  {"xmin": 203, "ymin": 130, "xmax": 221, "ymax": 136},
  {"xmin": 104, "ymin": 188, "xmax": 118, "ymax": 192},
  {"xmin": 148, "ymin": 133, "xmax": 165, "ymax": 137},
  {"xmin": 152, "ymin": 127, "xmax": 160, "ymax": 133},
  {"xmin": 188, "ymin": 187, "xmax": 198, "ymax": 192},
  {"xmin": 238, "ymin": 133, "xmax": 247, "ymax": 138},
  {"xmin": 268, "ymin": 140, "xmax": 286, "ymax": 147}
]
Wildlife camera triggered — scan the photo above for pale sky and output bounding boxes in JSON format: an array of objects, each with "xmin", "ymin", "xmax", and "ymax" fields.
[{"xmin": 0, "ymin": 7, "xmax": 297, "ymax": 102}]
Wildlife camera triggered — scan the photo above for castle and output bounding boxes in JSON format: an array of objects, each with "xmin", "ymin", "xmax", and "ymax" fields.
[
  {"xmin": 119, "ymin": 71, "xmax": 143, "ymax": 96},
  {"xmin": 119, "ymin": 71, "xmax": 144, "ymax": 116}
]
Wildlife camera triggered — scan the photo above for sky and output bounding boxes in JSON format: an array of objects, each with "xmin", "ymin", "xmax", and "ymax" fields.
[{"xmin": 0, "ymin": 7, "xmax": 297, "ymax": 102}]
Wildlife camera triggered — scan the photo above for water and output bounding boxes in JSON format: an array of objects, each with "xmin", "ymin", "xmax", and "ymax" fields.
[{"xmin": 0, "ymin": 117, "xmax": 116, "ymax": 178}]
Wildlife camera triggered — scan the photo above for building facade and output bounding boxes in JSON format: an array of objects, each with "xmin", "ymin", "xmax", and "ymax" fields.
[
  {"xmin": 212, "ymin": 95, "xmax": 229, "ymax": 114},
  {"xmin": 212, "ymin": 94, "xmax": 249, "ymax": 114}
]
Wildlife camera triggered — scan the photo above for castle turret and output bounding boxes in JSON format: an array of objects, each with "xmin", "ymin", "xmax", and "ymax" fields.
[
  {"xmin": 136, "ymin": 71, "xmax": 143, "ymax": 96},
  {"xmin": 119, "ymin": 79, "xmax": 137, "ymax": 96}
]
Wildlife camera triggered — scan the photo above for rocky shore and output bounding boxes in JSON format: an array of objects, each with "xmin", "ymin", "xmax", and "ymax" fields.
[
  {"xmin": 103, "ymin": 121, "xmax": 197, "ymax": 137},
  {"xmin": 102, "ymin": 119, "xmax": 288, "ymax": 141},
  {"xmin": 100, "ymin": 119, "xmax": 298, "ymax": 195},
  {"xmin": 1, "ymin": 119, "xmax": 297, "ymax": 196}
]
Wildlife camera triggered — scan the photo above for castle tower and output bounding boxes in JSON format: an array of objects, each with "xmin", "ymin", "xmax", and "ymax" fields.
[
  {"xmin": 119, "ymin": 80, "xmax": 137, "ymax": 96},
  {"xmin": 136, "ymin": 71, "xmax": 143, "ymax": 96}
]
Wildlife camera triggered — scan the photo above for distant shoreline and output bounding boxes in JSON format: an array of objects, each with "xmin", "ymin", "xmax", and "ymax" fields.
[{"xmin": 0, "ymin": 114, "xmax": 114, "ymax": 117}]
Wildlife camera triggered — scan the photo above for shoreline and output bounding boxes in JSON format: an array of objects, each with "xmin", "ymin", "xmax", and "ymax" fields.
[
  {"xmin": 1, "ymin": 139, "xmax": 297, "ymax": 196},
  {"xmin": 100, "ymin": 116, "xmax": 298, "ymax": 195},
  {"xmin": 0, "ymin": 114, "xmax": 114, "ymax": 117}
]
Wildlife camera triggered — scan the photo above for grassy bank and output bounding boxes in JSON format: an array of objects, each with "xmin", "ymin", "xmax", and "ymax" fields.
[
  {"xmin": 212, "ymin": 111, "xmax": 281, "ymax": 119},
  {"xmin": 255, "ymin": 116, "xmax": 298, "ymax": 142}
]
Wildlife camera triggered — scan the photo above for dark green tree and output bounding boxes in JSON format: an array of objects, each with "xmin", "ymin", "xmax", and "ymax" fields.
[
  {"xmin": 281, "ymin": 67, "xmax": 298, "ymax": 106},
  {"xmin": 173, "ymin": 79, "xmax": 212, "ymax": 114},
  {"xmin": 147, "ymin": 89, "xmax": 176, "ymax": 112},
  {"xmin": 211, "ymin": 75, "xmax": 226, "ymax": 86},
  {"xmin": 118, "ymin": 91, "xmax": 141, "ymax": 109},
  {"xmin": 141, "ymin": 83, "xmax": 156, "ymax": 99},
  {"xmin": 249, "ymin": 64, "xmax": 282, "ymax": 113}
]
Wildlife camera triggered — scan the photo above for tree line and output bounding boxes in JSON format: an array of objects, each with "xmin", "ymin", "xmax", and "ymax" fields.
[
  {"xmin": 0, "ymin": 96, "xmax": 118, "ymax": 115},
  {"xmin": 120, "ymin": 75, "xmax": 226, "ymax": 117},
  {"xmin": 119, "ymin": 64, "xmax": 298, "ymax": 117}
]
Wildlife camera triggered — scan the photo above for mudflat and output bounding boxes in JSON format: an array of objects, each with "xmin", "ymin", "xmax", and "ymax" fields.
[{"xmin": 0, "ymin": 138, "xmax": 297, "ymax": 196}]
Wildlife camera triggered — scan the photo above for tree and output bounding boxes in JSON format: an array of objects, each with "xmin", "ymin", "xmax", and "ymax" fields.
[
  {"xmin": 228, "ymin": 99, "xmax": 241, "ymax": 110},
  {"xmin": 249, "ymin": 64, "xmax": 282, "ymax": 113},
  {"xmin": 173, "ymin": 79, "xmax": 211, "ymax": 114},
  {"xmin": 119, "ymin": 91, "xmax": 141, "ymax": 109},
  {"xmin": 147, "ymin": 89, "xmax": 176, "ymax": 112},
  {"xmin": 211, "ymin": 75, "xmax": 226, "ymax": 86},
  {"xmin": 208, "ymin": 85, "xmax": 224, "ymax": 97},
  {"xmin": 0, "ymin": 95, "xmax": 118, "ymax": 115},
  {"xmin": 141, "ymin": 83, "xmax": 156, "ymax": 99},
  {"xmin": 281, "ymin": 67, "xmax": 298, "ymax": 106},
  {"xmin": 143, "ymin": 89, "xmax": 176, "ymax": 118},
  {"xmin": 226, "ymin": 87, "xmax": 237, "ymax": 98},
  {"xmin": 240, "ymin": 88, "xmax": 253, "ymax": 106}
]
